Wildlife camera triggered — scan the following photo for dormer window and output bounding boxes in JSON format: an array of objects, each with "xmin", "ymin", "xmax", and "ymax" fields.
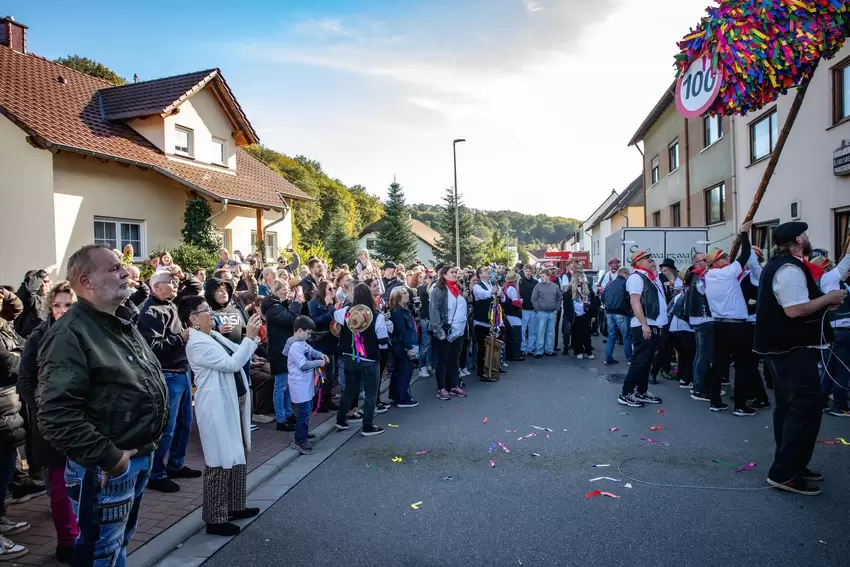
[
  {"xmin": 212, "ymin": 137, "xmax": 226, "ymax": 165},
  {"xmin": 174, "ymin": 126, "xmax": 193, "ymax": 156}
]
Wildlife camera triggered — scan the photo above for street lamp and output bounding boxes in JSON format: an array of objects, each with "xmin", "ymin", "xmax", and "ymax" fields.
[{"xmin": 453, "ymin": 138, "xmax": 466, "ymax": 267}]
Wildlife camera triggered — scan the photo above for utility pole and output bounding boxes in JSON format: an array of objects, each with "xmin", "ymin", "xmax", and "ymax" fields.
[{"xmin": 452, "ymin": 138, "xmax": 466, "ymax": 266}]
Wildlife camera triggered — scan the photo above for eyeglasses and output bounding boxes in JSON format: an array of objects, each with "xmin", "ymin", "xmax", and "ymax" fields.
[
  {"xmin": 52, "ymin": 303, "xmax": 73, "ymax": 310},
  {"xmin": 191, "ymin": 306, "xmax": 213, "ymax": 316}
]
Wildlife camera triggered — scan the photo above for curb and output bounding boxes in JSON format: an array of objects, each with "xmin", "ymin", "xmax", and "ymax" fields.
[{"xmin": 130, "ymin": 371, "xmax": 426, "ymax": 567}]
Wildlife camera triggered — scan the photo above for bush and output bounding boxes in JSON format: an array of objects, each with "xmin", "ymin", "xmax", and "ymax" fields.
[{"xmin": 170, "ymin": 243, "xmax": 219, "ymax": 276}]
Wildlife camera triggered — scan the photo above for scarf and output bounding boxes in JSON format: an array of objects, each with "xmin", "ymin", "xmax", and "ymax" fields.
[
  {"xmin": 633, "ymin": 266, "xmax": 656, "ymax": 281},
  {"xmin": 794, "ymin": 255, "xmax": 826, "ymax": 282},
  {"xmin": 446, "ymin": 280, "xmax": 461, "ymax": 297}
]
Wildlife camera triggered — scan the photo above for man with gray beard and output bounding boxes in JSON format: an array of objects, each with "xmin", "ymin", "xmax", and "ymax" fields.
[{"xmin": 37, "ymin": 245, "xmax": 168, "ymax": 565}]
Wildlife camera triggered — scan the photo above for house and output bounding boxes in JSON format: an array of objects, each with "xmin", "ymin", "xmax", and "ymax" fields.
[
  {"xmin": 357, "ymin": 218, "xmax": 443, "ymax": 266},
  {"xmin": 0, "ymin": 17, "xmax": 311, "ymax": 284},
  {"xmin": 576, "ymin": 189, "xmax": 619, "ymax": 253},
  {"xmin": 628, "ymin": 81, "xmax": 735, "ymax": 248},
  {"xmin": 733, "ymin": 41, "xmax": 850, "ymax": 256},
  {"xmin": 585, "ymin": 176, "xmax": 644, "ymax": 269}
]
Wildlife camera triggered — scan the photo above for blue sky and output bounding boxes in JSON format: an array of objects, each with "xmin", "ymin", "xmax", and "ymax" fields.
[{"xmin": 13, "ymin": 0, "xmax": 710, "ymax": 218}]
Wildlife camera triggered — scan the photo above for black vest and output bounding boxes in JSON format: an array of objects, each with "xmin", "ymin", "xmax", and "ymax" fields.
[
  {"xmin": 339, "ymin": 309, "xmax": 380, "ymax": 362},
  {"xmin": 754, "ymin": 255, "xmax": 833, "ymax": 353},
  {"xmin": 740, "ymin": 273, "xmax": 758, "ymax": 317},
  {"xmin": 503, "ymin": 283, "xmax": 522, "ymax": 319},
  {"xmin": 473, "ymin": 282, "xmax": 493, "ymax": 324},
  {"xmin": 686, "ymin": 272, "xmax": 712, "ymax": 319},
  {"xmin": 634, "ymin": 272, "xmax": 661, "ymax": 323}
]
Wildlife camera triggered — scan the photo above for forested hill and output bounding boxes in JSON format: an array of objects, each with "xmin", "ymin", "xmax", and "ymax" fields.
[{"xmin": 410, "ymin": 204, "xmax": 580, "ymax": 246}]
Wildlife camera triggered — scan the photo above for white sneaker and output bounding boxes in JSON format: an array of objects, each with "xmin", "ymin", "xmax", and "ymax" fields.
[
  {"xmin": 460, "ymin": 368, "xmax": 471, "ymax": 377},
  {"xmin": 418, "ymin": 368, "xmax": 429, "ymax": 378},
  {"xmin": 0, "ymin": 536, "xmax": 27, "ymax": 560},
  {"xmin": 587, "ymin": 355, "xmax": 595, "ymax": 360},
  {"xmin": 0, "ymin": 518, "xmax": 28, "ymax": 536},
  {"xmin": 576, "ymin": 354, "xmax": 584, "ymax": 360},
  {"xmin": 251, "ymin": 414, "xmax": 275, "ymax": 424}
]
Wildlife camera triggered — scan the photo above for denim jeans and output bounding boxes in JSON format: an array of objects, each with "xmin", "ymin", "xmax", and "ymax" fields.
[
  {"xmin": 273, "ymin": 373, "xmax": 293, "ymax": 423},
  {"xmin": 692, "ymin": 322, "xmax": 714, "ymax": 394},
  {"xmin": 418, "ymin": 319, "xmax": 435, "ymax": 368},
  {"xmin": 534, "ymin": 311, "xmax": 556, "ymax": 355},
  {"xmin": 521, "ymin": 310, "xmax": 537, "ymax": 353},
  {"xmin": 294, "ymin": 399, "xmax": 313, "ymax": 446},
  {"xmin": 822, "ymin": 330, "xmax": 850, "ymax": 411},
  {"xmin": 337, "ymin": 359, "xmax": 379, "ymax": 428},
  {"xmin": 392, "ymin": 346, "xmax": 414, "ymax": 404},
  {"xmin": 151, "ymin": 371, "xmax": 191, "ymax": 480},
  {"xmin": 66, "ymin": 454, "xmax": 152, "ymax": 567},
  {"xmin": 605, "ymin": 314, "xmax": 633, "ymax": 362}
]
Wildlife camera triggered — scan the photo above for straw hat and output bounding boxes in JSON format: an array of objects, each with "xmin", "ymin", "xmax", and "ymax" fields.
[
  {"xmin": 288, "ymin": 275, "xmax": 302, "ymax": 289},
  {"xmin": 505, "ymin": 271, "xmax": 518, "ymax": 282},
  {"xmin": 346, "ymin": 304, "xmax": 374, "ymax": 333},
  {"xmin": 810, "ymin": 256, "xmax": 834, "ymax": 270},
  {"xmin": 629, "ymin": 250, "xmax": 652, "ymax": 265},
  {"xmin": 329, "ymin": 320, "xmax": 341, "ymax": 338}
]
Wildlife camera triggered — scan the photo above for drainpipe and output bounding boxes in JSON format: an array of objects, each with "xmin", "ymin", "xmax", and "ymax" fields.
[
  {"xmin": 634, "ymin": 143, "xmax": 647, "ymax": 226},
  {"xmin": 207, "ymin": 198, "xmax": 229, "ymax": 223},
  {"xmin": 263, "ymin": 208, "xmax": 286, "ymax": 232},
  {"xmin": 684, "ymin": 116, "xmax": 692, "ymax": 226},
  {"xmin": 619, "ymin": 209, "xmax": 630, "ymax": 227}
]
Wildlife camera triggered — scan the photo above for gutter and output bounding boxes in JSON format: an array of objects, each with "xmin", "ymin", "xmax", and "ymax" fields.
[{"xmin": 684, "ymin": 116, "xmax": 692, "ymax": 226}]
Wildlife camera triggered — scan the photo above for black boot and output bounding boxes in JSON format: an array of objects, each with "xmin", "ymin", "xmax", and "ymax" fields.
[
  {"xmin": 56, "ymin": 546, "xmax": 74, "ymax": 565},
  {"xmin": 229, "ymin": 507, "xmax": 260, "ymax": 520},
  {"xmin": 207, "ymin": 522, "xmax": 241, "ymax": 536}
]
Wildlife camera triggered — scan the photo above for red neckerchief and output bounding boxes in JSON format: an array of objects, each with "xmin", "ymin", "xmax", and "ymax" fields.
[
  {"xmin": 633, "ymin": 266, "xmax": 656, "ymax": 281},
  {"xmin": 445, "ymin": 280, "xmax": 461, "ymax": 297},
  {"xmin": 549, "ymin": 276, "xmax": 558, "ymax": 283},
  {"xmin": 794, "ymin": 255, "xmax": 826, "ymax": 281}
]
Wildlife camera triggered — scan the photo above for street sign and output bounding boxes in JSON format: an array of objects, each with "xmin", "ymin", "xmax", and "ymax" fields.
[
  {"xmin": 675, "ymin": 55, "xmax": 722, "ymax": 119},
  {"xmin": 834, "ymin": 140, "xmax": 850, "ymax": 176}
]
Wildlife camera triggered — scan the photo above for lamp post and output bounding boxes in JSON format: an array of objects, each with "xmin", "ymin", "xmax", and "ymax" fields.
[{"xmin": 452, "ymin": 138, "xmax": 466, "ymax": 267}]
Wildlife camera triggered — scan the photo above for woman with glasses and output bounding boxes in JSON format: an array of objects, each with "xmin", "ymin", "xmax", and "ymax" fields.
[{"xmin": 177, "ymin": 295, "xmax": 262, "ymax": 537}]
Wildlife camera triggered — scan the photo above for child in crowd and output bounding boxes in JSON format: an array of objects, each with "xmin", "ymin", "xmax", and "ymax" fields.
[{"xmin": 283, "ymin": 316, "xmax": 328, "ymax": 455}]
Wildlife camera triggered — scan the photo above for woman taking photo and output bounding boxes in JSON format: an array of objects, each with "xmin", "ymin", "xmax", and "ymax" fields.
[
  {"xmin": 178, "ymin": 295, "xmax": 262, "ymax": 537},
  {"xmin": 429, "ymin": 266, "xmax": 469, "ymax": 400},
  {"xmin": 18, "ymin": 281, "xmax": 77, "ymax": 563},
  {"xmin": 308, "ymin": 281, "xmax": 339, "ymax": 412},
  {"xmin": 564, "ymin": 269, "xmax": 594, "ymax": 360},
  {"xmin": 388, "ymin": 287, "xmax": 419, "ymax": 408}
]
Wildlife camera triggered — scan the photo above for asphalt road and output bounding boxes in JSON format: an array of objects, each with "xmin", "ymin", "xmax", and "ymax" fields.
[{"xmin": 205, "ymin": 337, "xmax": 850, "ymax": 567}]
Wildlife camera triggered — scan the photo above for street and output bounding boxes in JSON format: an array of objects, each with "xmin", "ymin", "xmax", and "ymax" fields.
[{"xmin": 204, "ymin": 338, "xmax": 850, "ymax": 567}]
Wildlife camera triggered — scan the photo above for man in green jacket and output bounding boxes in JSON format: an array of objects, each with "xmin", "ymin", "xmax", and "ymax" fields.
[{"xmin": 37, "ymin": 245, "xmax": 167, "ymax": 566}]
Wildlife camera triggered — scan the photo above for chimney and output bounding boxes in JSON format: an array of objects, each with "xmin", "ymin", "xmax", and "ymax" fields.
[{"xmin": 0, "ymin": 16, "xmax": 27, "ymax": 53}]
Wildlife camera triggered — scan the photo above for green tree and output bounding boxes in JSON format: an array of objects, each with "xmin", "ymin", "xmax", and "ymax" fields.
[
  {"xmin": 517, "ymin": 246, "xmax": 531, "ymax": 266},
  {"xmin": 324, "ymin": 212, "xmax": 359, "ymax": 268},
  {"xmin": 374, "ymin": 179, "xmax": 416, "ymax": 264},
  {"xmin": 55, "ymin": 55, "xmax": 126, "ymax": 85},
  {"xmin": 181, "ymin": 195, "xmax": 221, "ymax": 254},
  {"xmin": 350, "ymin": 185, "xmax": 384, "ymax": 232},
  {"xmin": 483, "ymin": 230, "xmax": 512, "ymax": 265},
  {"xmin": 435, "ymin": 187, "xmax": 482, "ymax": 268}
]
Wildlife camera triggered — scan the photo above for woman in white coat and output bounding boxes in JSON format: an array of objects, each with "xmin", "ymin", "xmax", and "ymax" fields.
[{"xmin": 177, "ymin": 295, "xmax": 263, "ymax": 537}]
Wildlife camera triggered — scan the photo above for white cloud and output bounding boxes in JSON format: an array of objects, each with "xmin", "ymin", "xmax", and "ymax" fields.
[{"xmin": 523, "ymin": 0, "xmax": 544, "ymax": 12}]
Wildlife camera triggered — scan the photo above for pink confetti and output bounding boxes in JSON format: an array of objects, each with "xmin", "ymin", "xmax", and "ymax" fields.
[
  {"xmin": 608, "ymin": 427, "xmax": 619, "ymax": 432},
  {"xmin": 506, "ymin": 429, "xmax": 517, "ymax": 433},
  {"xmin": 640, "ymin": 437, "xmax": 670, "ymax": 445},
  {"xmin": 649, "ymin": 425, "xmax": 664, "ymax": 431},
  {"xmin": 414, "ymin": 450, "xmax": 432, "ymax": 456},
  {"xmin": 734, "ymin": 462, "xmax": 756, "ymax": 473},
  {"xmin": 657, "ymin": 409, "xmax": 666, "ymax": 415},
  {"xmin": 585, "ymin": 490, "xmax": 620, "ymax": 499},
  {"xmin": 497, "ymin": 441, "xmax": 510, "ymax": 453},
  {"xmin": 483, "ymin": 417, "xmax": 488, "ymax": 424},
  {"xmin": 489, "ymin": 460, "xmax": 495, "ymax": 468},
  {"xmin": 545, "ymin": 435, "xmax": 550, "ymax": 439}
]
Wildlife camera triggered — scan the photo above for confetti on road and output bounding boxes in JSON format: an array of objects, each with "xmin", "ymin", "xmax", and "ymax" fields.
[
  {"xmin": 712, "ymin": 459, "xmax": 736, "ymax": 468},
  {"xmin": 649, "ymin": 425, "xmax": 664, "ymax": 431},
  {"xmin": 624, "ymin": 483, "xmax": 633, "ymax": 488},
  {"xmin": 391, "ymin": 457, "xmax": 403, "ymax": 463},
  {"xmin": 589, "ymin": 477, "xmax": 622, "ymax": 482},
  {"xmin": 531, "ymin": 452, "xmax": 540, "ymax": 457},
  {"xmin": 585, "ymin": 490, "xmax": 620, "ymax": 499},
  {"xmin": 506, "ymin": 429, "xmax": 518, "ymax": 433},
  {"xmin": 388, "ymin": 424, "xmax": 399, "ymax": 428},
  {"xmin": 836, "ymin": 437, "xmax": 850, "ymax": 446},
  {"xmin": 498, "ymin": 441, "xmax": 510, "ymax": 453},
  {"xmin": 531, "ymin": 425, "xmax": 553, "ymax": 432},
  {"xmin": 619, "ymin": 412, "xmax": 628, "ymax": 415},
  {"xmin": 410, "ymin": 501, "xmax": 423, "ymax": 510},
  {"xmin": 640, "ymin": 437, "xmax": 670, "ymax": 445},
  {"xmin": 414, "ymin": 450, "xmax": 432, "ymax": 455},
  {"xmin": 734, "ymin": 462, "xmax": 756, "ymax": 473},
  {"xmin": 592, "ymin": 464, "xmax": 610, "ymax": 468},
  {"xmin": 367, "ymin": 465, "xmax": 376, "ymax": 470},
  {"xmin": 483, "ymin": 417, "xmax": 488, "ymax": 424},
  {"xmin": 608, "ymin": 427, "xmax": 620, "ymax": 432},
  {"xmin": 656, "ymin": 409, "xmax": 666, "ymax": 415},
  {"xmin": 489, "ymin": 460, "xmax": 496, "ymax": 468},
  {"xmin": 517, "ymin": 433, "xmax": 538, "ymax": 441}
]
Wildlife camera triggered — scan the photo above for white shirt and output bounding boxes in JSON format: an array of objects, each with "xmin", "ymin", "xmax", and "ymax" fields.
[
  {"xmin": 473, "ymin": 282, "xmax": 503, "ymax": 328},
  {"xmin": 743, "ymin": 250, "xmax": 762, "ymax": 322},
  {"xmin": 819, "ymin": 254, "xmax": 850, "ymax": 294},
  {"xmin": 704, "ymin": 262, "xmax": 749, "ymax": 320},
  {"xmin": 504, "ymin": 284, "xmax": 522, "ymax": 327},
  {"xmin": 626, "ymin": 272, "xmax": 668, "ymax": 328},
  {"xmin": 447, "ymin": 292, "xmax": 468, "ymax": 340},
  {"xmin": 573, "ymin": 298, "xmax": 586, "ymax": 317},
  {"xmin": 599, "ymin": 270, "xmax": 618, "ymax": 290}
]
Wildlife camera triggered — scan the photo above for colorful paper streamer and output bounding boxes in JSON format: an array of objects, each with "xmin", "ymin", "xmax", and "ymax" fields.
[{"xmin": 585, "ymin": 490, "xmax": 621, "ymax": 499}]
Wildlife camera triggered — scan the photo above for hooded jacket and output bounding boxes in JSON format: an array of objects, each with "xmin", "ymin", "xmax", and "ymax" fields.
[
  {"xmin": 283, "ymin": 336, "xmax": 324, "ymax": 404},
  {"xmin": 205, "ymin": 278, "xmax": 247, "ymax": 345},
  {"xmin": 262, "ymin": 295, "xmax": 303, "ymax": 375},
  {"xmin": 137, "ymin": 294, "xmax": 188, "ymax": 372}
]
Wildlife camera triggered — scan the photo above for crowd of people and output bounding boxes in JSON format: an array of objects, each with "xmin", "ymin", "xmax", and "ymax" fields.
[{"xmin": 0, "ymin": 221, "xmax": 844, "ymax": 563}]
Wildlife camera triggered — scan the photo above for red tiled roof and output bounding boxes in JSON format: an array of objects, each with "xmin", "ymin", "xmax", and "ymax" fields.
[{"xmin": 0, "ymin": 45, "xmax": 310, "ymax": 208}]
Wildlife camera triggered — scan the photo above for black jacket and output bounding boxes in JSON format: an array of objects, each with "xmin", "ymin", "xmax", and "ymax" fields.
[
  {"xmin": 176, "ymin": 275, "xmax": 203, "ymax": 301},
  {"xmin": 602, "ymin": 276, "xmax": 630, "ymax": 316},
  {"xmin": 0, "ymin": 320, "xmax": 22, "ymax": 388},
  {"xmin": 137, "ymin": 295, "xmax": 188, "ymax": 372},
  {"xmin": 519, "ymin": 276, "xmax": 537, "ymax": 310},
  {"xmin": 381, "ymin": 278, "xmax": 403, "ymax": 303},
  {"xmin": 14, "ymin": 271, "xmax": 47, "ymax": 338},
  {"xmin": 0, "ymin": 385, "xmax": 25, "ymax": 452},
  {"xmin": 262, "ymin": 295, "xmax": 303, "ymax": 375}
]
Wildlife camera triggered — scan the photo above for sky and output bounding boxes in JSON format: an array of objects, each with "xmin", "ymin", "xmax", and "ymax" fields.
[{"xmin": 13, "ymin": 0, "xmax": 711, "ymax": 219}]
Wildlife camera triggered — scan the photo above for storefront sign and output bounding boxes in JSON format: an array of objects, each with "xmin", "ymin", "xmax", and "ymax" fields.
[{"xmin": 834, "ymin": 140, "xmax": 850, "ymax": 176}]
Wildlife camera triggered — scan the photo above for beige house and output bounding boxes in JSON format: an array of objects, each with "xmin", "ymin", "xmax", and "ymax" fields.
[
  {"xmin": 358, "ymin": 218, "xmax": 443, "ymax": 267},
  {"xmin": 628, "ymin": 83, "xmax": 735, "ymax": 248},
  {"xmin": 0, "ymin": 17, "xmax": 310, "ymax": 284}
]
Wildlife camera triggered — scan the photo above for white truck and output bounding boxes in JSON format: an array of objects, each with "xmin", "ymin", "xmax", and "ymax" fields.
[{"xmin": 604, "ymin": 227, "xmax": 709, "ymax": 271}]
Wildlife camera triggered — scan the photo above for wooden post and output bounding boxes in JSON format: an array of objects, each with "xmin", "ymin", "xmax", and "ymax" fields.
[
  {"xmin": 728, "ymin": 59, "xmax": 819, "ymax": 259},
  {"xmin": 255, "ymin": 208, "xmax": 264, "ymax": 262}
]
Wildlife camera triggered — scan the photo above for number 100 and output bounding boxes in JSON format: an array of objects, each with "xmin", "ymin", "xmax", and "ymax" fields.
[{"xmin": 683, "ymin": 69, "xmax": 716, "ymax": 100}]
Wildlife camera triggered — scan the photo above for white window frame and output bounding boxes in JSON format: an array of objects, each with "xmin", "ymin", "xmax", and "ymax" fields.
[
  {"xmin": 668, "ymin": 140, "xmax": 679, "ymax": 173},
  {"xmin": 174, "ymin": 125, "xmax": 194, "ymax": 157},
  {"xmin": 705, "ymin": 183, "xmax": 726, "ymax": 225},
  {"xmin": 650, "ymin": 156, "xmax": 660, "ymax": 185},
  {"xmin": 214, "ymin": 230, "xmax": 229, "ymax": 252},
  {"xmin": 251, "ymin": 230, "xmax": 278, "ymax": 260},
  {"xmin": 93, "ymin": 217, "xmax": 145, "ymax": 260},
  {"xmin": 212, "ymin": 137, "xmax": 227, "ymax": 165}
]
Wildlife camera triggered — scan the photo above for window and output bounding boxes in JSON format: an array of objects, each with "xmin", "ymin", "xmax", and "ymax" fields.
[
  {"xmin": 671, "ymin": 202, "xmax": 681, "ymax": 227},
  {"xmin": 93, "ymin": 218, "xmax": 144, "ymax": 259},
  {"xmin": 703, "ymin": 115, "xmax": 723, "ymax": 147},
  {"xmin": 652, "ymin": 211, "xmax": 661, "ymax": 226},
  {"xmin": 835, "ymin": 210, "xmax": 850, "ymax": 259},
  {"xmin": 833, "ymin": 60, "xmax": 850, "ymax": 123},
  {"xmin": 174, "ymin": 126, "xmax": 193, "ymax": 156},
  {"xmin": 790, "ymin": 200, "xmax": 800, "ymax": 220},
  {"xmin": 704, "ymin": 184, "xmax": 726, "ymax": 224},
  {"xmin": 668, "ymin": 141, "xmax": 679, "ymax": 173},
  {"xmin": 214, "ymin": 230, "xmax": 228, "ymax": 252},
  {"xmin": 212, "ymin": 137, "xmax": 226, "ymax": 165},
  {"xmin": 366, "ymin": 239, "xmax": 376, "ymax": 250},
  {"xmin": 650, "ymin": 156, "xmax": 660, "ymax": 185},
  {"xmin": 750, "ymin": 110, "xmax": 778, "ymax": 162},
  {"xmin": 251, "ymin": 230, "xmax": 278, "ymax": 260},
  {"xmin": 753, "ymin": 220, "xmax": 779, "ymax": 260}
]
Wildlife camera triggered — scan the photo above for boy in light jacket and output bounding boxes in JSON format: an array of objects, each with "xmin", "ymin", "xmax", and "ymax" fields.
[{"xmin": 283, "ymin": 316, "xmax": 328, "ymax": 454}]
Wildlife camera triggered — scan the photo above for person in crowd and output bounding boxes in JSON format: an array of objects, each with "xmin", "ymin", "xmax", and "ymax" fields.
[
  {"xmin": 354, "ymin": 249, "xmax": 374, "ymax": 280},
  {"xmin": 668, "ymin": 267, "xmax": 696, "ymax": 389},
  {"xmin": 334, "ymin": 283, "xmax": 388, "ymax": 436},
  {"xmin": 178, "ymin": 295, "xmax": 261, "ymax": 536},
  {"xmin": 14, "ymin": 267, "xmax": 53, "ymax": 338},
  {"xmin": 262, "ymin": 280, "xmax": 304, "ymax": 432},
  {"xmin": 363, "ymin": 277, "xmax": 392, "ymax": 408},
  {"xmin": 17, "ymin": 281, "xmax": 77, "ymax": 563},
  {"xmin": 736, "ymin": 246, "xmax": 772, "ymax": 408},
  {"xmin": 819, "ymin": 254, "xmax": 850, "ymax": 417},
  {"xmin": 155, "ymin": 251, "xmax": 175, "ymax": 273},
  {"xmin": 308, "ymin": 281, "xmax": 339, "ymax": 413},
  {"xmin": 300, "ymin": 258, "xmax": 324, "ymax": 302},
  {"xmin": 617, "ymin": 250, "xmax": 666, "ymax": 408},
  {"xmin": 650, "ymin": 258, "xmax": 680, "ymax": 383},
  {"xmin": 502, "ymin": 271, "xmax": 525, "ymax": 362},
  {"xmin": 116, "ymin": 264, "xmax": 148, "ymax": 323},
  {"xmin": 259, "ymin": 267, "xmax": 277, "ymax": 297},
  {"xmin": 597, "ymin": 258, "xmax": 621, "ymax": 293},
  {"xmin": 602, "ymin": 267, "xmax": 633, "ymax": 364},
  {"xmin": 702, "ymin": 222, "xmax": 760, "ymax": 415},
  {"xmin": 0, "ymin": 290, "xmax": 28, "ymax": 561},
  {"xmin": 195, "ymin": 268, "xmax": 207, "ymax": 283},
  {"xmin": 556, "ymin": 259, "xmax": 575, "ymax": 352},
  {"xmin": 389, "ymin": 287, "xmax": 419, "ymax": 408},
  {"xmin": 754, "ymin": 222, "xmax": 846, "ymax": 495},
  {"xmin": 531, "ymin": 269, "xmax": 562, "ymax": 358},
  {"xmin": 380, "ymin": 262, "xmax": 402, "ymax": 303},
  {"xmin": 564, "ymin": 269, "xmax": 594, "ymax": 360},
  {"xmin": 138, "ymin": 271, "xmax": 200, "ymax": 492},
  {"xmin": 216, "ymin": 248, "xmax": 240, "ymax": 271},
  {"xmin": 429, "ymin": 266, "xmax": 468, "ymax": 400},
  {"xmin": 215, "ymin": 266, "xmax": 258, "ymax": 309},
  {"xmin": 406, "ymin": 270, "xmax": 422, "ymax": 318},
  {"xmin": 519, "ymin": 264, "xmax": 538, "ymax": 357},
  {"xmin": 176, "ymin": 269, "xmax": 204, "ymax": 302},
  {"xmin": 38, "ymin": 245, "xmax": 167, "ymax": 565},
  {"xmin": 472, "ymin": 266, "xmax": 505, "ymax": 380},
  {"xmin": 283, "ymin": 316, "xmax": 327, "ymax": 454},
  {"xmin": 277, "ymin": 252, "xmax": 301, "ymax": 278},
  {"xmin": 335, "ymin": 271, "xmax": 352, "ymax": 305},
  {"xmin": 687, "ymin": 251, "xmax": 714, "ymax": 402},
  {"xmin": 417, "ymin": 271, "xmax": 436, "ymax": 377}
]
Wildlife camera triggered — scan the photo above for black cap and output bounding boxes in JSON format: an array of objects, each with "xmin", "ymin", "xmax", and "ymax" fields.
[
  {"xmin": 382, "ymin": 261, "xmax": 397, "ymax": 270},
  {"xmin": 773, "ymin": 221, "xmax": 808, "ymax": 246},
  {"xmin": 659, "ymin": 258, "xmax": 677, "ymax": 270}
]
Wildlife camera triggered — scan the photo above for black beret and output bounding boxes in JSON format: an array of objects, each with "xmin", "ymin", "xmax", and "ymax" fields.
[{"xmin": 772, "ymin": 221, "xmax": 808, "ymax": 246}]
